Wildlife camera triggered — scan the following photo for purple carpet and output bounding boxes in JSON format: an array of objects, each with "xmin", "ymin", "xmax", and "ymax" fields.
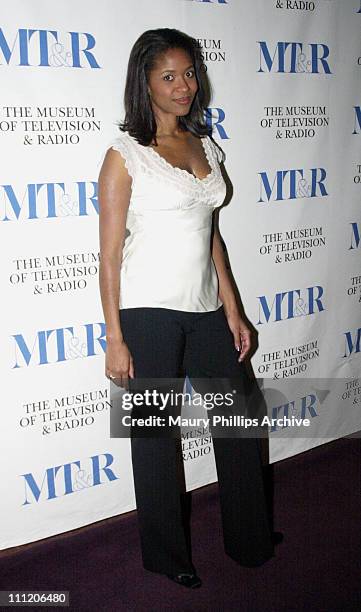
[{"xmin": 1, "ymin": 437, "xmax": 360, "ymax": 611}]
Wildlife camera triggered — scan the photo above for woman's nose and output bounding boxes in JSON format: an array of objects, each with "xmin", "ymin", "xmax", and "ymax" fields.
[{"xmin": 175, "ymin": 76, "xmax": 189, "ymax": 92}]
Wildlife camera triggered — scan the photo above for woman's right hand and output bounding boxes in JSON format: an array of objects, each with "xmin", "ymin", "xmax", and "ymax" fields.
[{"xmin": 105, "ymin": 338, "xmax": 134, "ymax": 388}]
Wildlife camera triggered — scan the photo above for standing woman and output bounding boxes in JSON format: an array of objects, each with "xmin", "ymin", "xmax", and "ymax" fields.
[{"xmin": 98, "ymin": 28, "xmax": 274, "ymax": 588}]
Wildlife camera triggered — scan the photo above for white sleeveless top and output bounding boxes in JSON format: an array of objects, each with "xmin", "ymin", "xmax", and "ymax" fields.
[{"xmin": 110, "ymin": 130, "xmax": 227, "ymax": 312}]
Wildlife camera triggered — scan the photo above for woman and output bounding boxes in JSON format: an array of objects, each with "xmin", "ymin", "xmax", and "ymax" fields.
[{"xmin": 98, "ymin": 28, "xmax": 274, "ymax": 589}]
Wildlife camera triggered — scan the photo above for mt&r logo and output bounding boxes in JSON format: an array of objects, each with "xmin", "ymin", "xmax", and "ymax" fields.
[
  {"xmin": 258, "ymin": 41, "xmax": 331, "ymax": 74},
  {"xmin": 0, "ymin": 27, "xmax": 100, "ymax": 68}
]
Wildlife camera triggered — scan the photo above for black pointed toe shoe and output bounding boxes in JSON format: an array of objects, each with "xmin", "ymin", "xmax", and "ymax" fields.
[{"xmin": 166, "ymin": 572, "xmax": 202, "ymax": 588}]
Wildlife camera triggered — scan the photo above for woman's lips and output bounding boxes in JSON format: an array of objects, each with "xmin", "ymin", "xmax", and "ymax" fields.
[{"xmin": 174, "ymin": 96, "xmax": 192, "ymax": 105}]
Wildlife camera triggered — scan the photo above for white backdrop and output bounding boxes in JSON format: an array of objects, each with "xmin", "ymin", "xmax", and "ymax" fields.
[{"xmin": 1, "ymin": 0, "xmax": 360, "ymax": 549}]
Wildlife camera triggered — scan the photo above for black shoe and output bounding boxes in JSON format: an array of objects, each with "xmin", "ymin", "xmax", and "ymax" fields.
[{"xmin": 166, "ymin": 573, "xmax": 202, "ymax": 588}]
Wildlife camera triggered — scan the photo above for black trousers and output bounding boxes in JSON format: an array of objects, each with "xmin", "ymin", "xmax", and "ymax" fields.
[{"xmin": 119, "ymin": 305, "xmax": 275, "ymax": 574}]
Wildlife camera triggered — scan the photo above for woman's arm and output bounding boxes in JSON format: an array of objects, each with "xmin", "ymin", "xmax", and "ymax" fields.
[
  {"xmin": 98, "ymin": 148, "xmax": 134, "ymax": 382},
  {"xmin": 211, "ymin": 211, "xmax": 251, "ymax": 362}
]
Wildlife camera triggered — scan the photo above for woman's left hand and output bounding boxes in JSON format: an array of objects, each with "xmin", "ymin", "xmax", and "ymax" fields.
[{"xmin": 225, "ymin": 310, "xmax": 252, "ymax": 362}]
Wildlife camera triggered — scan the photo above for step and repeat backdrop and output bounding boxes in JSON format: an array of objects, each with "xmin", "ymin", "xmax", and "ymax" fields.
[{"xmin": 1, "ymin": 0, "xmax": 360, "ymax": 549}]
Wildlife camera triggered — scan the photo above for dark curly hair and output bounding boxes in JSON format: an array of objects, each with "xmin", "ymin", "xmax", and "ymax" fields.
[{"xmin": 118, "ymin": 28, "xmax": 210, "ymax": 146}]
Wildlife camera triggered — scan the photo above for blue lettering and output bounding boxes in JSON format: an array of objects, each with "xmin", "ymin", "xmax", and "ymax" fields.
[
  {"xmin": 12, "ymin": 328, "xmax": 75, "ymax": 367},
  {"xmin": 310, "ymin": 168, "xmax": 327, "ymax": 197},
  {"xmin": 78, "ymin": 181, "xmax": 98, "ymax": 215},
  {"xmin": 1, "ymin": 184, "xmax": 36, "ymax": 220},
  {"xmin": 343, "ymin": 329, "xmax": 361, "ymax": 357},
  {"xmin": 259, "ymin": 168, "xmax": 327, "ymax": 203},
  {"xmin": 69, "ymin": 32, "xmax": 100, "ymax": 69},
  {"xmin": 349, "ymin": 222, "xmax": 360, "ymax": 249},
  {"xmin": 21, "ymin": 455, "xmax": 117, "ymax": 504},
  {"xmin": 12, "ymin": 331, "xmax": 47, "ymax": 367},
  {"xmin": 258, "ymin": 41, "xmax": 331, "ymax": 74},
  {"xmin": 1, "ymin": 182, "xmax": 98, "ymax": 220},
  {"xmin": 310, "ymin": 43, "xmax": 331, "ymax": 74},
  {"xmin": 63, "ymin": 462, "xmax": 81, "ymax": 494},
  {"xmin": 257, "ymin": 286, "xmax": 324, "ymax": 323},
  {"xmin": 205, "ymin": 107, "xmax": 229, "ymax": 139},
  {"xmin": 22, "ymin": 466, "xmax": 62, "ymax": 504},
  {"xmin": 0, "ymin": 28, "xmax": 32, "ymax": 65},
  {"xmin": 258, "ymin": 171, "xmax": 285, "ymax": 202},
  {"xmin": 0, "ymin": 28, "xmax": 100, "ymax": 68},
  {"xmin": 12, "ymin": 324, "xmax": 106, "ymax": 367},
  {"xmin": 37, "ymin": 183, "xmax": 65, "ymax": 217},
  {"xmin": 258, "ymin": 41, "xmax": 292, "ymax": 73},
  {"xmin": 307, "ymin": 286, "xmax": 324, "ymax": 314},
  {"xmin": 86, "ymin": 322, "xmax": 107, "ymax": 355},
  {"xmin": 270, "ymin": 402, "xmax": 292, "ymax": 431},
  {"xmin": 257, "ymin": 292, "xmax": 287, "ymax": 324},
  {"xmin": 301, "ymin": 394, "xmax": 318, "ymax": 418},
  {"xmin": 353, "ymin": 106, "xmax": 361, "ymax": 134},
  {"xmin": 0, "ymin": 27, "xmax": 17, "ymax": 64},
  {"xmin": 91, "ymin": 454, "xmax": 118, "ymax": 485},
  {"xmin": 28, "ymin": 29, "xmax": 58, "ymax": 67},
  {"xmin": 289, "ymin": 42, "xmax": 302, "ymax": 73}
]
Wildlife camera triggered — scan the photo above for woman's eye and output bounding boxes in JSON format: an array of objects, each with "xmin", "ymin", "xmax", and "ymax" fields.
[
  {"xmin": 163, "ymin": 74, "xmax": 174, "ymax": 81},
  {"xmin": 186, "ymin": 70, "xmax": 195, "ymax": 78}
]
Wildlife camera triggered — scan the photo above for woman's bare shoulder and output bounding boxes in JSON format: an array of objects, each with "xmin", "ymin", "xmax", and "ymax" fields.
[{"xmin": 100, "ymin": 132, "xmax": 134, "ymax": 182}]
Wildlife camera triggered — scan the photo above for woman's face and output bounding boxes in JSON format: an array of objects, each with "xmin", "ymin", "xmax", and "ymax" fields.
[{"xmin": 147, "ymin": 47, "xmax": 198, "ymax": 119}]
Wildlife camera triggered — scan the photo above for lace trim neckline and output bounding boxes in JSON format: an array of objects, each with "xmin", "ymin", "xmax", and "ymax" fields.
[{"xmin": 127, "ymin": 132, "xmax": 215, "ymax": 184}]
